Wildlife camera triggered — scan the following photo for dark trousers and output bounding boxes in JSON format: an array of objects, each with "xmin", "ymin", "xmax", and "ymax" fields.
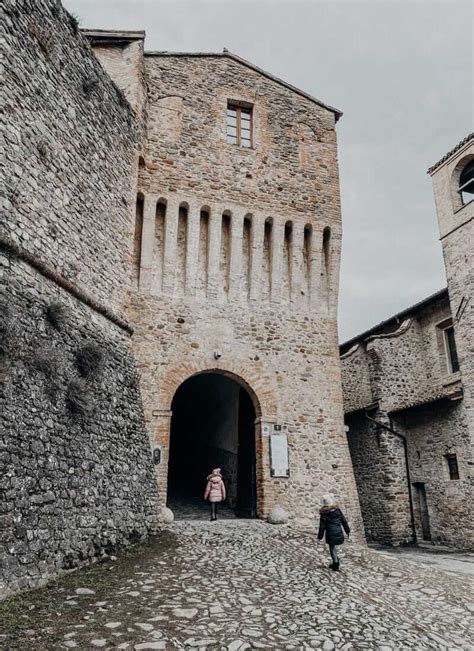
[
  {"xmin": 210, "ymin": 502, "xmax": 218, "ymax": 520},
  {"xmin": 329, "ymin": 544, "xmax": 339, "ymax": 564}
]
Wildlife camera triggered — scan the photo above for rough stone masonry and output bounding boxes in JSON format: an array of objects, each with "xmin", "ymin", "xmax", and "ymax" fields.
[
  {"xmin": 87, "ymin": 36, "xmax": 364, "ymax": 529},
  {"xmin": 1, "ymin": 0, "xmax": 159, "ymax": 597},
  {"xmin": 1, "ymin": 0, "xmax": 365, "ymax": 596}
]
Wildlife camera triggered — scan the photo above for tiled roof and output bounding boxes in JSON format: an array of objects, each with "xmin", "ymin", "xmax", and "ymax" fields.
[{"xmin": 427, "ymin": 133, "xmax": 474, "ymax": 175}]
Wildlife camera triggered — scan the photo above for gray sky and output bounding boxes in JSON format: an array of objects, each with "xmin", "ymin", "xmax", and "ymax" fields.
[{"xmin": 65, "ymin": 0, "xmax": 473, "ymax": 341}]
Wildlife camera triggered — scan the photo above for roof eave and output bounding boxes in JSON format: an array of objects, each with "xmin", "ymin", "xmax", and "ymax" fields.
[
  {"xmin": 427, "ymin": 133, "xmax": 474, "ymax": 175},
  {"xmin": 339, "ymin": 288, "xmax": 449, "ymax": 351},
  {"xmin": 82, "ymin": 29, "xmax": 146, "ymax": 44}
]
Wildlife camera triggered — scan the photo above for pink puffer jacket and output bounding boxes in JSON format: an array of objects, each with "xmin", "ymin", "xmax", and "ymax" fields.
[{"xmin": 204, "ymin": 474, "xmax": 226, "ymax": 503}]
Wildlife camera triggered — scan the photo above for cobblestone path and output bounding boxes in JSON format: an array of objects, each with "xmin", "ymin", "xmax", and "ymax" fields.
[{"xmin": 1, "ymin": 521, "xmax": 473, "ymax": 650}]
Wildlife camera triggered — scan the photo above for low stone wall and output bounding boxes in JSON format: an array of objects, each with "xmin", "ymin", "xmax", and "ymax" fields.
[
  {"xmin": 0, "ymin": 255, "xmax": 159, "ymax": 598},
  {"xmin": 346, "ymin": 413, "xmax": 412, "ymax": 545}
]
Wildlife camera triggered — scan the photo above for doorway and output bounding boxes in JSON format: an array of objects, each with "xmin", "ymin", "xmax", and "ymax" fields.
[
  {"xmin": 167, "ymin": 372, "xmax": 257, "ymax": 519},
  {"xmin": 413, "ymin": 482, "xmax": 431, "ymax": 541}
]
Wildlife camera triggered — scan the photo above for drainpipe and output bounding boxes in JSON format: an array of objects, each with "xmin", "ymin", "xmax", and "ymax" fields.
[{"xmin": 364, "ymin": 413, "xmax": 417, "ymax": 545}]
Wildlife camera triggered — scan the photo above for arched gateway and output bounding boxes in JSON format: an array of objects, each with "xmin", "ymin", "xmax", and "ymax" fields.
[{"xmin": 167, "ymin": 371, "xmax": 258, "ymax": 519}]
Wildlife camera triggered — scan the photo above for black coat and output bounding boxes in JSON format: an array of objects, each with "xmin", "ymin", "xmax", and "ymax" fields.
[{"xmin": 317, "ymin": 507, "xmax": 350, "ymax": 545}]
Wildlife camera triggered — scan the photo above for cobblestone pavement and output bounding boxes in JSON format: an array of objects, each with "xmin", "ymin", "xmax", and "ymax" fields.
[
  {"xmin": 373, "ymin": 544, "xmax": 474, "ymax": 578},
  {"xmin": 168, "ymin": 495, "xmax": 237, "ymax": 521},
  {"xmin": 1, "ymin": 521, "xmax": 473, "ymax": 650}
]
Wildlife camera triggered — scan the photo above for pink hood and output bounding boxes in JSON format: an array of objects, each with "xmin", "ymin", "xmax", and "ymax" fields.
[{"xmin": 204, "ymin": 474, "xmax": 226, "ymax": 503}]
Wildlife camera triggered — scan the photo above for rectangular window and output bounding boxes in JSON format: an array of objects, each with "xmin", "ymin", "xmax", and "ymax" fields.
[
  {"xmin": 444, "ymin": 325, "xmax": 460, "ymax": 373},
  {"xmin": 227, "ymin": 103, "xmax": 253, "ymax": 148},
  {"xmin": 445, "ymin": 453, "xmax": 460, "ymax": 480}
]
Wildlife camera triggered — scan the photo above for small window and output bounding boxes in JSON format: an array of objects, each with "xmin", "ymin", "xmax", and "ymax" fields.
[
  {"xmin": 445, "ymin": 453, "xmax": 460, "ymax": 480},
  {"xmin": 444, "ymin": 325, "xmax": 459, "ymax": 374},
  {"xmin": 227, "ymin": 103, "xmax": 253, "ymax": 148},
  {"xmin": 458, "ymin": 160, "xmax": 474, "ymax": 206}
]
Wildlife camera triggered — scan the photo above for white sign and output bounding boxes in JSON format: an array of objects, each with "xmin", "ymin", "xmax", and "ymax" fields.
[{"xmin": 270, "ymin": 434, "xmax": 289, "ymax": 477}]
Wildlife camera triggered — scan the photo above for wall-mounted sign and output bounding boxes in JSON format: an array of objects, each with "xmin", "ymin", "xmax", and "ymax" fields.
[
  {"xmin": 274, "ymin": 424, "xmax": 282, "ymax": 431},
  {"xmin": 270, "ymin": 434, "xmax": 289, "ymax": 477}
]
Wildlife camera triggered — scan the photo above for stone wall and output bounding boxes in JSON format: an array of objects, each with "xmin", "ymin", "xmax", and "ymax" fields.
[
  {"xmin": 340, "ymin": 344, "xmax": 373, "ymax": 413},
  {"xmin": 346, "ymin": 413, "xmax": 411, "ymax": 545},
  {"xmin": 1, "ymin": 1, "xmax": 159, "ymax": 597},
  {"xmin": 341, "ymin": 292, "xmax": 472, "ymax": 547},
  {"xmin": 83, "ymin": 30, "xmax": 147, "ymax": 131},
  {"xmin": 393, "ymin": 401, "xmax": 473, "ymax": 548},
  {"xmin": 2, "ymin": 0, "xmax": 139, "ymax": 316},
  {"xmin": 1, "ymin": 255, "xmax": 159, "ymax": 597},
  {"xmin": 430, "ymin": 138, "xmax": 473, "ymax": 442}
]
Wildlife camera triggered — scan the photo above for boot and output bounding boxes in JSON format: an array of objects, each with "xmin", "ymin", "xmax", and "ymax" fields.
[{"xmin": 332, "ymin": 561, "xmax": 340, "ymax": 571}]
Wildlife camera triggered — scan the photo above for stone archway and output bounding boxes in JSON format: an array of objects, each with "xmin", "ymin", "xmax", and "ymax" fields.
[
  {"xmin": 158, "ymin": 361, "xmax": 278, "ymax": 421},
  {"xmin": 167, "ymin": 371, "xmax": 257, "ymax": 519},
  {"xmin": 150, "ymin": 362, "xmax": 279, "ymax": 519}
]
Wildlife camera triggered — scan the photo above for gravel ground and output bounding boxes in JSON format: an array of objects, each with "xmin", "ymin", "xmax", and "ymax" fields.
[{"xmin": 1, "ymin": 520, "xmax": 473, "ymax": 650}]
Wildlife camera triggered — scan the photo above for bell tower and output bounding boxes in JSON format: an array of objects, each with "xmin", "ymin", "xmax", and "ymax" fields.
[{"xmin": 429, "ymin": 134, "xmax": 474, "ymax": 434}]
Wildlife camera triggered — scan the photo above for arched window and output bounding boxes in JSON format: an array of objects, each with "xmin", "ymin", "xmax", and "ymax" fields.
[
  {"xmin": 458, "ymin": 159, "xmax": 474, "ymax": 206},
  {"xmin": 303, "ymin": 224, "xmax": 312, "ymax": 301},
  {"xmin": 322, "ymin": 227, "xmax": 331, "ymax": 309},
  {"xmin": 323, "ymin": 227, "xmax": 331, "ymax": 275},
  {"xmin": 197, "ymin": 207, "xmax": 210, "ymax": 298}
]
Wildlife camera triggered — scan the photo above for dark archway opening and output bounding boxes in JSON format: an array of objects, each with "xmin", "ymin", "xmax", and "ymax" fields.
[{"xmin": 167, "ymin": 373, "xmax": 257, "ymax": 520}]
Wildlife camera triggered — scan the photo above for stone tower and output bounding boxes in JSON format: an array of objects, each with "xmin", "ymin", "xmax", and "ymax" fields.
[
  {"xmin": 429, "ymin": 135, "xmax": 474, "ymax": 437},
  {"xmin": 87, "ymin": 33, "xmax": 363, "ymax": 527}
]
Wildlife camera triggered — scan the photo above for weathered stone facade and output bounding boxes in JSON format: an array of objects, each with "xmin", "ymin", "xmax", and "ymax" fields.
[
  {"xmin": 2, "ymin": 0, "xmax": 367, "ymax": 596},
  {"xmin": 341, "ymin": 135, "xmax": 474, "ymax": 548},
  {"xmin": 429, "ymin": 135, "xmax": 474, "ymax": 444},
  {"xmin": 1, "ymin": 1, "xmax": 159, "ymax": 597},
  {"xmin": 86, "ymin": 41, "xmax": 364, "ymax": 529}
]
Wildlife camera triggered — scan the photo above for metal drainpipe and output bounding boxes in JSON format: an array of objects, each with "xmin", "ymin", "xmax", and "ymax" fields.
[{"xmin": 364, "ymin": 413, "xmax": 417, "ymax": 545}]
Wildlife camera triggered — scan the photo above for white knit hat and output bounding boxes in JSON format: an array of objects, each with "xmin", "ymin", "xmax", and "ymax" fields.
[{"xmin": 321, "ymin": 493, "xmax": 336, "ymax": 507}]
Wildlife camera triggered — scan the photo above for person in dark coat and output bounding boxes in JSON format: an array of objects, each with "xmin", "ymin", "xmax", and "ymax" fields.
[{"xmin": 317, "ymin": 493, "xmax": 350, "ymax": 571}]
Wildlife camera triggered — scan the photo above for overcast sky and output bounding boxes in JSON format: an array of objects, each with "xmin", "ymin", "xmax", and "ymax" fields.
[{"xmin": 65, "ymin": 0, "xmax": 473, "ymax": 341}]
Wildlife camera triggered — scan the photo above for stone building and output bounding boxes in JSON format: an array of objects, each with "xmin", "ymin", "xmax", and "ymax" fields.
[
  {"xmin": 85, "ymin": 32, "xmax": 364, "ymax": 527},
  {"xmin": 340, "ymin": 134, "xmax": 474, "ymax": 548},
  {"xmin": 1, "ymin": 0, "xmax": 365, "ymax": 596}
]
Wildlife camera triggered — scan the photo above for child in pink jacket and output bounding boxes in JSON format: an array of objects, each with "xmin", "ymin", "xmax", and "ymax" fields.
[{"xmin": 204, "ymin": 468, "xmax": 226, "ymax": 521}]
